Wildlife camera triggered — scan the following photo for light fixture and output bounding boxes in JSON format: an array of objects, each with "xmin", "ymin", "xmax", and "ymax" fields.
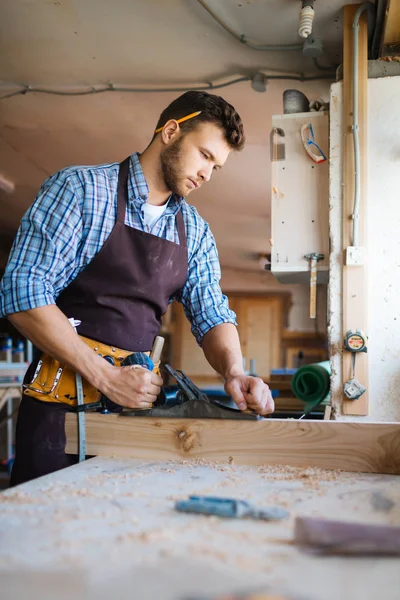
[
  {"xmin": 298, "ymin": 0, "xmax": 315, "ymax": 39},
  {"xmin": 251, "ymin": 73, "xmax": 268, "ymax": 93},
  {"xmin": 302, "ymin": 36, "xmax": 323, "ymax": 57}
]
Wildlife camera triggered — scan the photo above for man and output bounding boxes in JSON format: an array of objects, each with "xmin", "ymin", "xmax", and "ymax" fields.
[{"xmin": 0, "ymin": 91, "xmax": 274, "ymax": 485}]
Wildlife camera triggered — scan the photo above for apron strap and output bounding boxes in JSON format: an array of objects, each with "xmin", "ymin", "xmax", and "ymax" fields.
[
  {"xmin": 116, "ymin": 157, "xmax": 130, "ymax": 224},
  {"xmin": 175, "ymin": 209, "xmax": 187, "ymax": 247}
]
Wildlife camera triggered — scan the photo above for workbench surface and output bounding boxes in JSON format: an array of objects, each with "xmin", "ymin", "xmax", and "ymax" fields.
[{"xmin": 1, "ymin": 457, "xmax": 399, "ymax": 600}]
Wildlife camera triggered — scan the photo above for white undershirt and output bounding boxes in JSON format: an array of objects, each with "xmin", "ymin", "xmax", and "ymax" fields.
[{"xmin": 142, "ymin": 201, "xmax": 168, "ymax": 231}]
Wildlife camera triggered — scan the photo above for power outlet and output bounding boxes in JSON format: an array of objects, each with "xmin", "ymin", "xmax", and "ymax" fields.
[{"xmin": 345, "ymin": 246, "xmax": 365, "ymax": 266}]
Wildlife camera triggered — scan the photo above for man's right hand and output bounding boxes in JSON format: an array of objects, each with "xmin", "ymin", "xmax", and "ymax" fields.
[
  {"xmin": 7, "ymin": 306, "xmax": 164, "ymax": 409},
  {"xmin": 100, "ymin": 365, "xmax": 164, "ymax": 409}
]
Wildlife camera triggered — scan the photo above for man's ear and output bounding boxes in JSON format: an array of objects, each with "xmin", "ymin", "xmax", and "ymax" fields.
[{"xmin": 161, "ymin": 120, "xmax": 180, "ymax": 144}]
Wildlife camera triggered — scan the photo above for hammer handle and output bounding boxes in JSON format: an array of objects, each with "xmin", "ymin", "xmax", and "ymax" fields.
[{"xmin": 150, "ymin": 336, "xmax": 164, "ymax": 364}]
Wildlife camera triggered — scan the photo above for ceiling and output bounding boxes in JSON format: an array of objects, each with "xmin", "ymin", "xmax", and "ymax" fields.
[{"xmin": 0, "ymin": 0, "xmax": 371, "ymax": 274}]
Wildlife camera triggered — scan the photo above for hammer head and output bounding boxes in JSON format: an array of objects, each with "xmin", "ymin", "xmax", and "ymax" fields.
[{"xmin": 304, "ymin": 253, "xmax": 325, "ymax": 262}]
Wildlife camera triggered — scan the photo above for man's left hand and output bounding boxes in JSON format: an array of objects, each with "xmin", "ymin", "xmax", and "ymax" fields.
[{"xmin": 224, "ymin": 375, "xmax": 274, "ymax": 416}]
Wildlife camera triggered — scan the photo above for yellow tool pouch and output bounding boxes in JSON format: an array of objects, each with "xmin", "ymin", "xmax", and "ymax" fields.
[{"xmin": 23, "ymin": 336, "xmax": 158, "ymax": 408}]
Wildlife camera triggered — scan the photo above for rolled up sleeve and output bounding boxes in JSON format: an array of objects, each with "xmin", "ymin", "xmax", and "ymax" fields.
[
  {"xmin": 176, "ymin": 222, "xmax": 237, "ymax": 345},
  {"xmin": 0, "ymin": 174, "xmax": 82, "ymax": 317}
]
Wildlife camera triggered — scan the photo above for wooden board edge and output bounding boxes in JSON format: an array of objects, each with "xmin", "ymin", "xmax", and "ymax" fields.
[{"xmin": 65, "ymin": 413, "xmax": 400, "ymax": 475}]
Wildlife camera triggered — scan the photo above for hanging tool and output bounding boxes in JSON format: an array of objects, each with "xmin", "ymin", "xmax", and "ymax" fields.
[
  {"xmin": 300, "ymin": 123, "xmax": 327, "ymax": 163},
  {"xmin": 343, "ymin": 329, "xmax": 368, "ymax": 400},
  {"xmin": 304, "ymin": 253, "xmax": 324, "ymax": 319},
  {"xmin": 175, "ymin": 495, "xmax": 289, "ymax": 521},
  {"xmin": 121, "ymin": 364, "xmax": 262, "ymax": 420}
]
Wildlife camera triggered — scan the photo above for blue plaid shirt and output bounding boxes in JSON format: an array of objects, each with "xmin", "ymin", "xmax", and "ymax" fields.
[{"xmin": 0, "ymin": 153, "xmax": 236, "ymax": 344}]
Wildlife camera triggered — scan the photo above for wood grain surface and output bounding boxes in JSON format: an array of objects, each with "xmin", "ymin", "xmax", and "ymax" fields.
[{"xmin": 65, "ymin": 414, "xmax": 400, "ymax": 474}]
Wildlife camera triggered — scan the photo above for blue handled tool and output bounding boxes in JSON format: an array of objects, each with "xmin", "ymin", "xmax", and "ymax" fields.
[
  {"xmin": 175, "ymin": 495, "xmax": 289, "ymax": 521},
  {"xmin": 77, "ymin": 336, "xmax": 164, "ymax": 460},
  {"xmin": 97, "ymin": 351, "xmax": 155, "ymax": 415},
  {"xmin": 122, "ymin": 352, "xmax": 154, "ymax": 370}
]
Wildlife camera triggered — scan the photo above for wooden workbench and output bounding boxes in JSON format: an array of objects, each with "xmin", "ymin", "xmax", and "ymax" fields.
[{"xmin": 1, "ymin": 457, "xmax": 400, "ymax": 600}]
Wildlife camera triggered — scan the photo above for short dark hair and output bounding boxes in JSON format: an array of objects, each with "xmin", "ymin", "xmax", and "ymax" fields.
[{"xmin": 153, "ymin": 91, "xmax": 245, "ymax": 150}]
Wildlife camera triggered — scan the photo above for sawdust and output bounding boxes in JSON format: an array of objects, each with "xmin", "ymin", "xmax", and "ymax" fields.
[
  {"xmin": 218, "ymin": 476, "xmax": 243, "ymax": 487},
  {"xmin": 120, "ymin": 490, "xmax": 150, "ymax": 498},
  {"xmin": 116, "ymin": 527, "xmax": 176, "ymax": 544},
  {"xmin": 179, "ymin": 458, "xmax": 231, "ymax": 468},
  {"xmin": 0, "ymin": 491, "xmax": 43, "ymax": 505},
  {"xmin": 256, "ymin": 465, "xmax": 341, "ymax": 489},
  {"xmin": 189, "ymin": 543, "xmax": 229, "ymax": 563},
  {"xmin": 167, "ymin": 494, "xmax": 186, "ymax": 501},
  {"xmin": 161, "ymin": 459, "xmax": 343, "ymax": 484}
]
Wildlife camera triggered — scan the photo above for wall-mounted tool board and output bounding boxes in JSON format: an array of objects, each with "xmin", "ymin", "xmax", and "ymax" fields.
[{"xmin": 271, "ymin": 111, "xmax": 329, "ymax": 285}]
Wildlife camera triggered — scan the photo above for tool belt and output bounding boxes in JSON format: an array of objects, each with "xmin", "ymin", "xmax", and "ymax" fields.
[{"xmin": 23, "ymin": 335, "xmax": 158, "ymax": 409}]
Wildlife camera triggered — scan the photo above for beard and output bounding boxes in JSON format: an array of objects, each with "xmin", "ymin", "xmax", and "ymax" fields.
[{"xmin": 159, "ymin": 137, "xmax": 189, "ymax": 197}]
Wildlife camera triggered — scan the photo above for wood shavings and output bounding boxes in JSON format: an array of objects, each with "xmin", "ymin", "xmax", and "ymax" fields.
[
  {"xmin": 116, "ymin": 527, "xmax": 176, "ymax": 544},
  {"xmin": 167, "ymin": 494, "xmax": 186, "ymax": 501},
  {"xmin": 0, "ymin": 492, "xmax": 43, "ymax": 505},
  {"xmin": 120, "ymin": 491, "xmax": 150, "ymax": 498},
  {"xmin": 189, "ymin": 544, "xmax": 229, "ymax": 563},
  {"xmin": 256, "ymin": 464, "xmax": 341, "ymax": 483}
]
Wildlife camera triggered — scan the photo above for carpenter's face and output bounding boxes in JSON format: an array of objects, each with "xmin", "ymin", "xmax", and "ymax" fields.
[{"xmin": 160, "ymin": 122, "xmax": 231, "ymax": 197}]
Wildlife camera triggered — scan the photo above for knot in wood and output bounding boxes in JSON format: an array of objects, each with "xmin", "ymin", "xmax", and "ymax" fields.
[{"xmin": 176, "ymin": 427, "xmax": 197, "ymax": 453}]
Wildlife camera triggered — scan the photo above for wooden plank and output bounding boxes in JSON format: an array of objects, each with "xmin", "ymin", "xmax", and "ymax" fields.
[
  {"xmin": 383, "ymin": 0, "xmax": 400, "ymax": 46},
  {"xmin": 65, "ymin": 413, "xmax": 400, "ymax": 474},
  {"xmin": 342, "ymin": 5, "xmax": 369, "ymax": 415}
]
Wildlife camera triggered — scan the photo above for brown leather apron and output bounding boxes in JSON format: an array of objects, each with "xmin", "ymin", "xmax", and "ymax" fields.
[{"xmin": 11, "ymin": 157, "xmax": 188, "ymax": 486}]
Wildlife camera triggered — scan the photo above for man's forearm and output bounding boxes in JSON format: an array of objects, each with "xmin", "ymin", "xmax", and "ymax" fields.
[
  {"xmin": 202, "ymin": 323, "xmax": 274, "ymax": 415},
  {"xmin": 201, "ymin": 323, "xmax": 244, "ymax": 380},
  {"xmin": 8, "ymin": 305, "xmax": 113, "ymax": 390}
]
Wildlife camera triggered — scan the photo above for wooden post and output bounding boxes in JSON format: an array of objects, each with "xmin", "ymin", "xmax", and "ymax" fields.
[{"xmin": 342, "ymin": 5, "xmax": 369, "ymax": 415}]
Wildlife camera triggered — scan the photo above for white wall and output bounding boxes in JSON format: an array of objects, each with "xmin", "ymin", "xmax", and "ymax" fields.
[
  {"xmin": 329, "ymin": 76, "xmax": 400, "ymax": 422},
  {"xmin": 368, "ymin": 77, "xmax": 400, "ymax": 421}
]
